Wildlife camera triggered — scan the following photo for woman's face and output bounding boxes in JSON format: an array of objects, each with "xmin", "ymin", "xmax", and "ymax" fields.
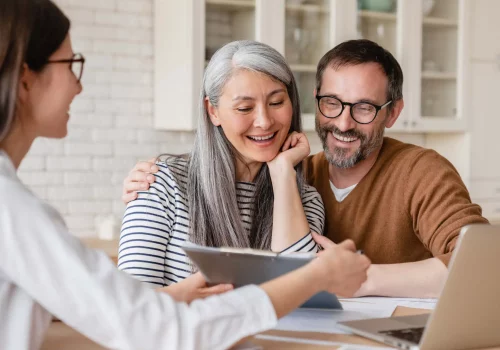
[
  {"xmin": 24, "ymin": 34, "xmax": 82, "ymax": 138},
  {"xmin": 207, "ymin": 69, "xmax": 293, "ymax": 164}
]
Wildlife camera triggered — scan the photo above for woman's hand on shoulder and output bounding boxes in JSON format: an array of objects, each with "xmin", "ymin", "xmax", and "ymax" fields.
[
  {"xmin": 311, "ymin": 233, "xmax": 371, "ymax": 297},
  {"xmin": 122, "ymin": 158, "xmax": 159, "ymax": 204},
  {"xmin": 267, "ymin": 132, "xmax": 310, "ymax": 173}
]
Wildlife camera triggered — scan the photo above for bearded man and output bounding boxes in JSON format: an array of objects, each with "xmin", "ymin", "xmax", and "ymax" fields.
[{"xmin": 306, "ymin": 39, "xmax": 488, "ymax": 298}]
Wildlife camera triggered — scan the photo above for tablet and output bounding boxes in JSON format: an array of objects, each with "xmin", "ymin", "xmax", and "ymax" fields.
[{"xmin": 182, "ymin": 243, "xmax": 342, "ymax": 310}]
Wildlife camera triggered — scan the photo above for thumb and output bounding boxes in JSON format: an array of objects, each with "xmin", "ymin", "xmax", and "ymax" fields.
[
  {"xmin": 338, "ymin": 239, "xmax": 356, "ymax": 252},
  {"xmin": 312, "ymin": 232, "xmax": 337, "ymax": 248}
]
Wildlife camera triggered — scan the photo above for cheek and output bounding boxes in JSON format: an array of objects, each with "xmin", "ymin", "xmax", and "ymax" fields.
[{"xmin": 219, "ymin": 116, "xmax": 252, "ymax": 138}]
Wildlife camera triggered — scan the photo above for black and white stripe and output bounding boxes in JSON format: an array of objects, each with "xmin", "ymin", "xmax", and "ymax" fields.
[{"xmin": 118, "ymin": 157, "xmax": 325, "ymax": 287}]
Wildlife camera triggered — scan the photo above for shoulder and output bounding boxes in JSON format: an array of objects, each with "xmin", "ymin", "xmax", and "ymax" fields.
[
  {"xmin": 379, "ymin": 137, "xmax": 451, "ymax": 171},
  {"xmin": 155, "ymin": 155, "xmax": 190, "ymax": 191}
]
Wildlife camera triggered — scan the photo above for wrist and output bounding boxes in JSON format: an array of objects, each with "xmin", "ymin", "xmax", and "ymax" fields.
[{"xmin": 268, "ymin": 162, "xmax": 296, "ymax": 181}]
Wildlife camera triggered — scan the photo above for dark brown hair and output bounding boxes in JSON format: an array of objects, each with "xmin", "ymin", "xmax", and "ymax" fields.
[
  {"xmin": 316, "ymin": 39, "xmax": 403, "ymax": 105},
  {"xmin": 0, "ymin": 0, "xmax": 70, "ymax": 142}
]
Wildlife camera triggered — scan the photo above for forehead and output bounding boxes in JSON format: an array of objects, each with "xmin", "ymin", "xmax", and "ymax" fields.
[
  {"xmin": 222, "ymin": 69, "xmax": 285, "ymax": 95},
  {"xmin": 320, "ymin": 62, "xmax": 388, "ymax": 101}
]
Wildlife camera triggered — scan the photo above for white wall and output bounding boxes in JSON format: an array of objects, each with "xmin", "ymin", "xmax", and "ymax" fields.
[
  {"xmin": 17, "ymin": 0, "xmax": 428, "ymax": 238},
  {"xmin": 18, "ymin": 0, "xmax": 195, "ymax": 237}
]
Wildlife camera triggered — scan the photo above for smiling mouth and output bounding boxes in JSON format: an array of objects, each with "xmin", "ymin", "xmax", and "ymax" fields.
[
  {"xmin": 332, "ymin": 132, "xmax": 359, "ymax": 143},
  {"xmin": 247, "ymin": 132, "xmax": 277, "ymax": 142}
]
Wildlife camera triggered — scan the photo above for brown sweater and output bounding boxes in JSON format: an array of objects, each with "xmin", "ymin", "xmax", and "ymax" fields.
[{"xmin": 303, "ymin": 137, "xmax": 488, "ymax": 266}]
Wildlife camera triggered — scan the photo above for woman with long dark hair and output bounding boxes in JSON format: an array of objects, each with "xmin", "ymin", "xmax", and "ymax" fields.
[{"xmin": 0, "ymin": 1, "xmax": 369, "ymax": 348}]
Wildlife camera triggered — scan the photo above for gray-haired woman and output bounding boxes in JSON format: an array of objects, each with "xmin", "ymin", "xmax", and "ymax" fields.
[{"xmin": 119, "ymin": 40, "xmax": 326, "ymax": 292}]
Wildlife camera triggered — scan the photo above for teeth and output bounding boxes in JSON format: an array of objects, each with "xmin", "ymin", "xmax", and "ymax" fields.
[
  {"xmin": 333, "ymin": 132, "xmax": 358, "ymax": 143},
  {"xmin": 249, "ymin": 133, "xmax": 275, "ymax": 141}
]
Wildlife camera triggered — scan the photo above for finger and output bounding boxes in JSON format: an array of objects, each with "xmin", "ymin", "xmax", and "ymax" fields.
[
  {"xmin": 282, "ymin": 134, "xmax": 293, "ymax": 151},
  {"xmin": 122, "ymin": 192, "xmax": 138, "ymax": 204},
  {"xmin": 312, "ymin": 232, "xmax": 337, "ymax": 248},
  {"xmin": 199, "ymin": 284, "xmax": 233, "ymax": 296},
  {"xmin": 128, "ymin": 170, "xmax": 153, "ymax": 183},
  {"xmin": 338, "ymin": 239, "xmax": 356, "ymax": 252},
  {"xmin": 133, "ymin": 159, "xmax": 159, "ymax": 173},
  {"xmin": 123, "ymin": 181, "xmax": 150, "ymax": 193}
]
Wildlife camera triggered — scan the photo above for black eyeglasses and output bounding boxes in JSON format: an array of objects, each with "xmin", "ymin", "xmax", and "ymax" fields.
[
  {"xmin": 46, "ymin": 53, "xmax": 85, "ymax": 83},
  {"xmin": 316, "ymin": 95, "xmax": 392, "ymax": 124}
]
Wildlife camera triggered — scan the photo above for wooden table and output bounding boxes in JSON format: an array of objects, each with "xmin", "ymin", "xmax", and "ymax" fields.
[
  {"xmin": 58, "ymin": 239, "xmax": 498, "ymax": 349},
  {"xmin": 42, "ymin": 306, "xmax": 425, "ymax": 349}
]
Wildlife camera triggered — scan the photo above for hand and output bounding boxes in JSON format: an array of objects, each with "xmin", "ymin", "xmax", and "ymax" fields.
[
  {"xmin": 122, "ymin": 158, "xmax": 159, "ymax": 204},
  {"xmin": 311, "ymin": 233, "xmax": 371, "ymax": 297},
  {"xmin": 157, "ymin": 272, "xmax": 234, "ymax": 303},
  {"xmin": 267, "ymin": 132, "xmax": 310, "ymax": 171}
]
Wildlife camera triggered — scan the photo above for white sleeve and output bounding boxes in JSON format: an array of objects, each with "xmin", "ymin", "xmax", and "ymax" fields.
[{"xmin": 0, "ymin": 184, "xmax": 277, "ymax": 350}]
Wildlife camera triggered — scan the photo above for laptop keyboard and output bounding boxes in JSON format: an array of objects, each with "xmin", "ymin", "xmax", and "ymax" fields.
[{"xmin": 379, "ymin": 327, "xmax": 425, "ymax": 344}]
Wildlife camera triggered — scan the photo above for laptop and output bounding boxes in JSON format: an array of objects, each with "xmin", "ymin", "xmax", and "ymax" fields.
[{"xmin": 339, "ymin": 224, "xmax": 500, "ymax": 350}]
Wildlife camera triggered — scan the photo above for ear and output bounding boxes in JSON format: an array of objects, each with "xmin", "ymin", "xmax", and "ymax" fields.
[
  {"xmin": 17, "ymin": 63, "xmax": 35, "ymax": 103},
  {"xmin": 205, "ymin": 97, "xmax": 221, "ymax": 127},
  {"xmin": 385, "ymin": 99, "xmax": 404, "ymax": 128},
  {"xmin": 313, "ymin": 88, "xmax": 317, "ymax": 98}
]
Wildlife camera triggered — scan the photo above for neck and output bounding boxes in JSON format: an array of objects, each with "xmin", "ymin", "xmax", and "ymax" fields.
[
  {"xmin": 329, "ymin": 144, "xmax": 382, "ymax": 189},
  {"xmin": 0, "ymin": 120, "xmax": 35, "ymax": 169},
  {"xmin": 235, "ymin": 157, "xmax": 263, "ymax": 182}
]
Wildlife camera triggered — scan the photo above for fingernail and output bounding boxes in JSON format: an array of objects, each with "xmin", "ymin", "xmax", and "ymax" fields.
[
  {"xmin": 141, "ymin": 183, "xmax": 148, "ymax": 188},
  {"xmin": 147, "ymin": 175, "xmax": 154, "ymax": 182},
  {"xmin": 151, "ymin": 165, "xmax": 158, "ymax": 172}
]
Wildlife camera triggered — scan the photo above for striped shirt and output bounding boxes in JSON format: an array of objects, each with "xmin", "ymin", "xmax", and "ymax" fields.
[{"xmin": 118, "ymin": 157, "xmax": 325, "ymax": 287}]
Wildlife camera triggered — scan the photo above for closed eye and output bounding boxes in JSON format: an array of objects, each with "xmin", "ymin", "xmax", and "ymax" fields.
[
  {"xmin": 237, "ymin": 107, "xmax": 253, "ymax": 113},
  {"xmin": 270, "ymin": 101, "xmax": 284, "ymax": 106}
]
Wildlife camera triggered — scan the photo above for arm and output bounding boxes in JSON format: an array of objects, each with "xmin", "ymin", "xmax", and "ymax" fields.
[
  {"xmin": 268, "ymin": 132, "xmax": 316, "ymax": 252},
  {"xmin": 354, "ymin": 258, "xmax": 448, "ymax": 298},
  {"xmin": 118, "ymin": 163, "xmax": 174, "ymax": 287},
  {"xmin": 355, "ymin": 150, "xmax": 487, "ymax": 298},
  {"xmin": 1, "ymin": 182, "xmax": 369, "ymax": 350}
]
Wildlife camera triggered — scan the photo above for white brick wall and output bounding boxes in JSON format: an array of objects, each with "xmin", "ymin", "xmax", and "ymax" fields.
[
  {"xmin": 19, "ymin": 0, "xmax": 194, "ymax": 238},
  {"xmin": 19, "ymin": 0, "xmax": 417, "ymax": 239}
]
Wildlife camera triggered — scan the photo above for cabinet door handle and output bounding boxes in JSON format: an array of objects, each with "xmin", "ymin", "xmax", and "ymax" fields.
[
  {"xmin": 411, "ymin": 121, "xmax": 417, "ymax": 127},
  {"xmin": 403, "ymin": 120, "xmax": 408, "ymax": 127}
]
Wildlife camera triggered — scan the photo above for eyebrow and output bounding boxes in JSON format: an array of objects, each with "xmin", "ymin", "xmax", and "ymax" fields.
[
  {"xmin": 232, "ymin": 88, "xmax": 286, "ymax": 101},
  {"xmin": 320, "ymin": 93, "xmax": 380, "ymax": 105}
]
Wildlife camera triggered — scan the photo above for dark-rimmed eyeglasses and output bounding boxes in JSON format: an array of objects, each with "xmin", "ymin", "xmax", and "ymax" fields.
[
  {"xmin": 46, "ymin": 53, "xmax": 85, "ymax": 83},
  {"xmin": 316, "ymin": 95, "xmax": 392, "ymax": 124}
]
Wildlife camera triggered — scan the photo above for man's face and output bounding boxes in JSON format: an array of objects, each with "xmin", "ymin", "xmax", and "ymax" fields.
[{"xmin": 315, "ymin": 63, "xmax": 391, "ymax": 169}]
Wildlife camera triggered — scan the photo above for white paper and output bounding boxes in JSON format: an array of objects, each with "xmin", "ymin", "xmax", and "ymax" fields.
[
  {"xmin": 340, "ymin": 297, "xmax": 438, "ymax": 311},
  {"xmin": 275, "ymin": 305, "xmax": 396, "ymax": 335}
]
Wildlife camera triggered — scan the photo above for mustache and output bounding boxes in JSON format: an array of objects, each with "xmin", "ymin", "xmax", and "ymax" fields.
[{"xmin": 319, "ymin": 124, "xmax": 365, "ymax": 140}]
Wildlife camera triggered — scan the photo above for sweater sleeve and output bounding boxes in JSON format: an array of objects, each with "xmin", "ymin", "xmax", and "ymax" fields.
[
  {"xmin": 404, "ymin": 150, "xmax": 489, "ymax": 266},
  {"xmin": 118, "ymin": 162, "xmax": 176, "ymax": 287}
]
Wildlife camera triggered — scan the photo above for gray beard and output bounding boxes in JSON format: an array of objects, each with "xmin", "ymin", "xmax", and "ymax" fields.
[{"xmin": 315, "ymin": 117, "xmax": 385, "ymax": 169}]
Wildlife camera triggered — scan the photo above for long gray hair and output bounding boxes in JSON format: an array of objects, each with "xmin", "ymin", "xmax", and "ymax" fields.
[{"xmin": 188, "ymin": 40, "xmax": 304, "ymax": 249}]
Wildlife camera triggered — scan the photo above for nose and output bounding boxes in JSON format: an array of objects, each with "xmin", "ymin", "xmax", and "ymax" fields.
[
  {"xmin": 254, "ymin": 105, "xmax": 274, "ymax": 130},
  {"xmin": 336, "ymin": 105, "xmax": 357, "ymax": 132},
  {"xmin": 76, "ymin": 80, "xmax": 83, "ymax": 95}
]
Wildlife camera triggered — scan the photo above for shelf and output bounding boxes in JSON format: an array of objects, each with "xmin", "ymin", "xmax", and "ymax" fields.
[
  {"xmin": 421, "ymin": 71, "xmax": 457, "ymax": 80},
  {"xmin": 358, "ymin": 10, "xmax": 397, "ymax": 21},
  {"xmin": 206, "ymin": 0, "xmax": 254, "ymax": 10},
  {"xmin": 286, "ymin": 4, "xmax": 328, "ymax": 14},
  {"xmin": 290, "ymin": 64, "xmax": 317, "ymax": 73},
  {"xmin": 423, "ymin": 17, "xmax": 458, "ymax": 27}
]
